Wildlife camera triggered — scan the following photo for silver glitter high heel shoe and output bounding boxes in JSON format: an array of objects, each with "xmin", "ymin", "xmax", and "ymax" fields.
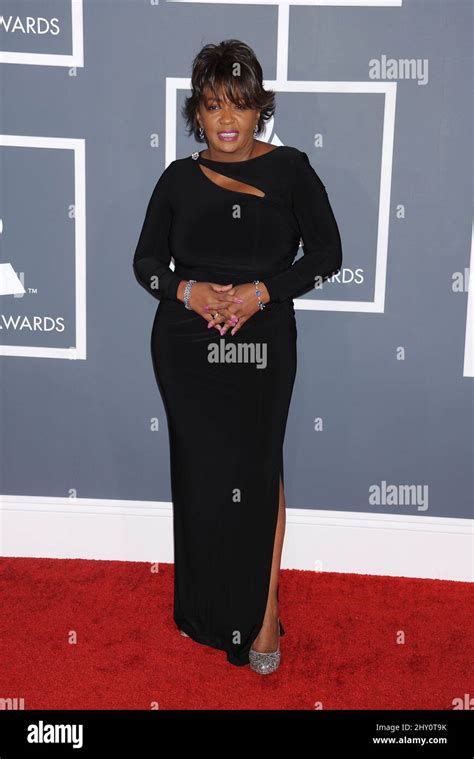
[{"xmin": 249, "ymin": 616, "xmax": 283, "ymax": 675}]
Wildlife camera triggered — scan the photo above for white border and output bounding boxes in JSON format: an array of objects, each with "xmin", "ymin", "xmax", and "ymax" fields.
[
  {"xmin": 171, "ymin": 0, "xmax": 402, "ymax": 5},
  {"xmin": 0, "ymin": 135, "xmax": 86, "ymax": 359},
  {"xmin": 463, "ymin": 220, "xmax": 473, "ymax": 377},
  {"xmin": 0, "ymin": 0, "xmax": 84, "ymax": 68},
  {"xmin": 0, "ymin": 495, "xmax": 471, "ymax": 581},
  {"xmin": 167, "ymin": 78, "xmax": 396, "ymax": 313}
]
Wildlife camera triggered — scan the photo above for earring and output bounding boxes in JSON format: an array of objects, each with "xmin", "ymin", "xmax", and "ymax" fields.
[
  {"xmin": 198, "ymin": 126, "xmax": 204, "ymax": 139},
  {"xmin": 253, "ymin": 124, "xmax": 258, "ymax": 135}
]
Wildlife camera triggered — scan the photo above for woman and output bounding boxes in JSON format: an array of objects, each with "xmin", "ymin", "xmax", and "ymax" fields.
[{"xmin": 133, "ymin": 39, "xmax": 342, "ymax": 674}]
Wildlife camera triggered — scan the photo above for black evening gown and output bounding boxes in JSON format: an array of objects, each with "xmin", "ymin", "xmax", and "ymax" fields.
[{"xmin": 133, "ymin": 145, "xmax": 342, "ymax": 666}]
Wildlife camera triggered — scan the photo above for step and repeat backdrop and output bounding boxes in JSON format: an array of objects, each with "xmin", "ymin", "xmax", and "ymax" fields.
[{"xmin": 1, "ymin": 1, "xmax": 472, "ymax": 564}]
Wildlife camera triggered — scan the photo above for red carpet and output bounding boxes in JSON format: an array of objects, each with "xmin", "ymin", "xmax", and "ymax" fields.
[{"xmin": 0, "ymin": 557, "xmax": 471, "ymax": 710}]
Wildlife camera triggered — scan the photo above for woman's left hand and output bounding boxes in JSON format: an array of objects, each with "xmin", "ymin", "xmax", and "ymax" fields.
[{"xmin": 205, "ymin": 282, "xmax": 268, "ymax": 336}]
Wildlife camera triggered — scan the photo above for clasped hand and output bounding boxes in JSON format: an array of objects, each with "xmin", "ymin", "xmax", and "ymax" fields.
[{"xmin": 188, "ymin": 282, "xmax": 264, "ymax": 336}]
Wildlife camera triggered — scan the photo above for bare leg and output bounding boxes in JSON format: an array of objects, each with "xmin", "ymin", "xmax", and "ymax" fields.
[{"xmin": 250, "ymin": 474, "xmax": 286, "ymax": 652}]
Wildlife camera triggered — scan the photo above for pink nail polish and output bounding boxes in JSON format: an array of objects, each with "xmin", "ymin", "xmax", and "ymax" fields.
[{"xmin": 208, "ymin": 322, "xmax": 212, "ymax": 329}]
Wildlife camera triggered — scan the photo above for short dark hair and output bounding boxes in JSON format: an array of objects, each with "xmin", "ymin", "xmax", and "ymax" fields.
[{"xmin": 181, "ymin": 39, "xmax": 276, "ymax": 143}]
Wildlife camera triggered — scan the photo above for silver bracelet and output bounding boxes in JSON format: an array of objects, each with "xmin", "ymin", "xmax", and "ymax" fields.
[
  {"xmin": 253, "ymin": 280, "xmax": 266, "ymax": 310},
  {"xmin": 183, "ymin": 279, "xmax": 197, "ymax": 309}
]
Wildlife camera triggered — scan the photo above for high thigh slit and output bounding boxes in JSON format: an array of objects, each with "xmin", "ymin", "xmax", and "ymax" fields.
[
  {"xmin": 151, "ymin": 296, "xmax": 296, "ymax": 665},
  {"xmin": 133, "ymin": 144, "xmax": 342, "ymax": 666}
]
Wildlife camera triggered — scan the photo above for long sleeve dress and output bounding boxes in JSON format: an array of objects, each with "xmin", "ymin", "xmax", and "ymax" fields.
[{"xmin": 133, "ymin": 145, "xmax": 342, "ymax": 666}]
